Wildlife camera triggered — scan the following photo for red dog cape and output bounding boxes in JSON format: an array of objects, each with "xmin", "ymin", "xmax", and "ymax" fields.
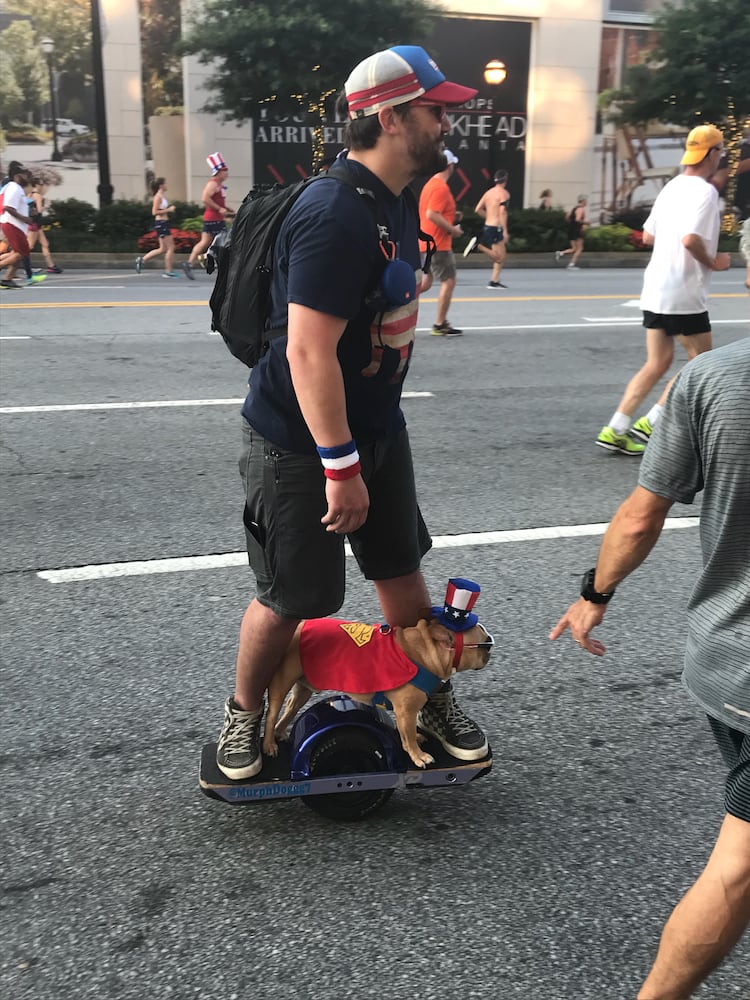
[{"xmin": 300, "ymin": 619, "xmax": 420, "ymax": 693}]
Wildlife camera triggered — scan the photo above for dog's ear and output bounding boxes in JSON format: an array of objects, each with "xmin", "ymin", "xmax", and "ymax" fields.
[{"xmin": 427, "ymin": 620, "xmax": 455, "ymax": 645}]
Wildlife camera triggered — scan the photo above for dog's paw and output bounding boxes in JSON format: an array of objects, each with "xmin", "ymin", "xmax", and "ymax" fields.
[
  {"xmin": 262, "ymin": 737, "xmax": 279, "ymax": 758},
  {"xmin": 409, "ymin": 751, "xmax": 435, "ymax": 769}
]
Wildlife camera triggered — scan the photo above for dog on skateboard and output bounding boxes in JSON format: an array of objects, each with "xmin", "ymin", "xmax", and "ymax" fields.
[{"xmin": 263, "ymin": 579, "xmax": 493, "ymax": 768}]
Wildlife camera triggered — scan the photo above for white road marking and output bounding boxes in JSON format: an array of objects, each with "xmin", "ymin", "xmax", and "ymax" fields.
[
  {"xmin": 24, "ymin": 285, "xmax": 128, "ymax": 290},
  {"xmin": 0, "ymin": 391, "xmax": 433, "ymax": 414},
  {"xmin": 583, "ymin": 317, "xmax": 640, "ymax": 324},
  {"xmin": 37, "ymin": 517, "xmax": 699, "ymax": 583},
  {"xmin": 581, "ymin": 317, "xmax": 742, "ymax": 327},
  {"xmin": 0, "ymin": 336, "xmax": 31, "ymax": 340}
]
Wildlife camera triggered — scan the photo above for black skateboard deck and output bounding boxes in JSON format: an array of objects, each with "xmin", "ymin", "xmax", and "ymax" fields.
[{"xmin": 199, "ymin": 734, "xmax": 492, "ymax": 804}]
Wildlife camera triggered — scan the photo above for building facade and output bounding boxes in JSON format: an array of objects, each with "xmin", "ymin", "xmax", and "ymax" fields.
[{"xmin": 102, "ymin": 0, "xmax": 675, "ymax": 214}]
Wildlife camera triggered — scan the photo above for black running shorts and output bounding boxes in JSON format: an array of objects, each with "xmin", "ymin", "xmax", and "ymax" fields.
[
  {"xmin": 707, "ymin": 716, "xmax": 750, "ymax": 823},
  {"xmin": 642, "ymin": 311, "xmax": 711, "ymax": 337}
]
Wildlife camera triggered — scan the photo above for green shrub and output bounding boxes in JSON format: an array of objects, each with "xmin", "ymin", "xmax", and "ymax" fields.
[
  {"xmin": 93, "ymin": 200, "xmax": 153, "ymax": 242},
  {"xmin": 61, "ymin": 133, "xmax": 97, "ymax": 162},
  {"xmin": 41, "ymin": 228, "xmax": 98, "ymax": 252},
  {"xmin": 583, "ymin": 223, "xmax": 635, "ymax": 252},
  {"xmin": 48, "ymin": 198, "xmax": 98, "ymax": 233},
  {"xmin": 43, "ymin": 197, "xmax": 207, "ymax": 251},
  {"xmin": 611, "ymin": 207, "xmax": 651, "ymax": 230},
  {"xmin": 456, "ymin": 205, "xmax": 568, "ymax": 254},
  {"xmin": 172, "ymin": 205, "xmax": 204, "ymax": 230},
  {"xmin": 5, "ymin": 122, "xmax": 47, "ymax": 144}
]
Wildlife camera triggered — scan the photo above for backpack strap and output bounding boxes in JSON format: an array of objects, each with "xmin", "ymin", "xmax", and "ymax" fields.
[
  {"xmin": 403, "ymin": 184, "xmax": 436, "ymax": 275},
  {"xmin": 324, "ymin": 165, "xmax": 434, "ymax": 275}
]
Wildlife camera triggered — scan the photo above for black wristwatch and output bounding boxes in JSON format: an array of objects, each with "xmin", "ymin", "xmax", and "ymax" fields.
[{"xmin": 580, "ymin": 568, "xmax": 615, "ymax": 605}]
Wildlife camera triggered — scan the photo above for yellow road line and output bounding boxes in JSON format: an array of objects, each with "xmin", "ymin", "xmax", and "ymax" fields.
[
  {"xmin": 0, "ymin": 300, "xmax": 207, "ymax": 309},
  {"xmin": 0, "ymin": 292, "xmax": 746, "ymax": 310}
]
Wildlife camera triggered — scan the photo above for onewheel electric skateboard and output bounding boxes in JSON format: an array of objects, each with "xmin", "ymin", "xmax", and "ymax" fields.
[{"xmin": 200, "ymin": 695, "xmax": 492, "ymax": 821}]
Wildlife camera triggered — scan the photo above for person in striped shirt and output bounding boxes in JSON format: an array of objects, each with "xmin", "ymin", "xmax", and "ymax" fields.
[{"xmin": 551, "ymin": 337, "xmax": 750, "ymax": 998}]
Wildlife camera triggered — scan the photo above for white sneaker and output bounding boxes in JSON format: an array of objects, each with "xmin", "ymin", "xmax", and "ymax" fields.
[
  {"xmin": 554, "ymin": 250, "xmax": 563, "ymax": 262},
  {"xmin": 567, "ymin": 263, "xmax": 579, "ymax": 269},
  {"xmin": 462, "ymin": 236, "xmax": 478, "ymax": 258}
]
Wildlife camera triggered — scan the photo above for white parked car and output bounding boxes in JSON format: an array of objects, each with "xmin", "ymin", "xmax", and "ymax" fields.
[{"xmin": 43, "ymin": 118, "xmax": 91, "ymax": 137}]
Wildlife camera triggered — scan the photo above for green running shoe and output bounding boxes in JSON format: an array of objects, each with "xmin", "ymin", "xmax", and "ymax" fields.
[
  {"xmin": 630, "ymin": 415, "xmax": 654, "ymax": 443},
  {"xmin": 596, "ymin": 426, "xmax": 645, "ymax": 456}
]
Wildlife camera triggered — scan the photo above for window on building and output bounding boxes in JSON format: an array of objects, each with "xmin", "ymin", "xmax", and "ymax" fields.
[
  {"xmin": 606, "ymin": 0, "xmax": 665, "ymax": 14},
  {"xmin": 598, "ymin": 25, "xmax": 659, "ymax": 93}
]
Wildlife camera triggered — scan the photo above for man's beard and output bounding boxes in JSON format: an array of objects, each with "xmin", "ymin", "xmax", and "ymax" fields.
[{"xmin": 406, "ymin": 127, "xmax": 446, "ymax": 178}]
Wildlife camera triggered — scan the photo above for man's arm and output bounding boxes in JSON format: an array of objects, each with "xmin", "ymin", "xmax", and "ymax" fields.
[
  {"xmin": 682, "ymin": 233, "xmax": 730, "ymax": 271},
  {"xmin": 4, "ymin": 205, "xmax": 30, "ymax": 225},
  {"xmin": 425, "ymin": 208, "xmax": 462, "ymax": 238},
  {"xmin": 285, "ymin": 302, "xmax": 369, "ymax": 535},
  {"xmin": 201, "ymin": 180, "xmax": 233, "ymax": 216},
  {"xmin": 549, "ymin": 486, "xmax": 674, "ymax": 654},
  {"xmin": 474, "ymin": 193, "xmax": 487, "ymax": 219}
]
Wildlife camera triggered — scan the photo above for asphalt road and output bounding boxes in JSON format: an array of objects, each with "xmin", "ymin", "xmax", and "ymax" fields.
[{"xmin": 1, "ymin": 267, "xmax": 748, "ymax": 1000}]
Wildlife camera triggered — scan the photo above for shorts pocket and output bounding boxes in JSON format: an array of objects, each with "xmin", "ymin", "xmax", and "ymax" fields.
[{"xmin": 242, "ymin": 504, "xmax": 272, "ymax": 584}]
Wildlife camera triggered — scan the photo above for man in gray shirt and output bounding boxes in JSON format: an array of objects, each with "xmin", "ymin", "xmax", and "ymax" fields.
[{"xmin": 550, "ymin": 337, "xmax": 750, "ymax": 998}]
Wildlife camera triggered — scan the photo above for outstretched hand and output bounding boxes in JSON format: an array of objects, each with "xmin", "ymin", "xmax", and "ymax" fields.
[{"xmin": 549, "ymin": 598, "xmax": 608, "ymax": 656}]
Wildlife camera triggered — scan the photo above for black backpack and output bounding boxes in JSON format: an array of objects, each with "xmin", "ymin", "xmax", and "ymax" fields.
[{"xmin": 207, "ymin": 167, "xmax": 432, "ymax": 368}]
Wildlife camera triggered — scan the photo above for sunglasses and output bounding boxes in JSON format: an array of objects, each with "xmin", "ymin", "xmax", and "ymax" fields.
[
  {"xmin": 461, "ymin": 629, "xmax": 495, "ymax": 651},
  {"xmin": 409, "ymin": 100, "xmax": 448, "ymax": 121}
]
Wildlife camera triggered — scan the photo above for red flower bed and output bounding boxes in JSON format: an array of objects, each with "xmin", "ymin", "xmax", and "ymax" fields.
[{"xmin": 137, "ymin": 228, "xmax": 200, "ymax": 253}]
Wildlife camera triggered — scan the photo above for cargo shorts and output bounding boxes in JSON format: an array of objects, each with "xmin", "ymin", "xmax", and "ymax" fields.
[{"xmin": 239, "ymin": 420, "xmax": 432, "ymax": 619}]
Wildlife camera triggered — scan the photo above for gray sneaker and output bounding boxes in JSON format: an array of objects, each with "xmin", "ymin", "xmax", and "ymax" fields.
[
  {"xmin": 216, "ymin": 697, "xmax": 264, "ymax": 779},
  {"xmin": 417, "ymin": 683, "xmax": 488, "ymax": 760},
  {"xmin": 135, "ymin": 256, "xmax": 143, "ymax": 274},
  {"xmin": 182, "ymin": 261, "xmax": 195, "ymax": 280}
]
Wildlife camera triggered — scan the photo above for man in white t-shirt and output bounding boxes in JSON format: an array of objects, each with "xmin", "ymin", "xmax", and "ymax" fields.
[
  {"xmin": 0, "ymin": 164, "xmax": 32, "ymax": 289},
  {"xmin": 595, "ymin": 125, "xmax": 731, "ymax": 456}
]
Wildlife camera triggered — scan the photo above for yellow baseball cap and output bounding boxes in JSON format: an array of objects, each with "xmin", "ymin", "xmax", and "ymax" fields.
[{"xmin": 681, "ymin": 125, "xmax": 723, "ymax": 165}]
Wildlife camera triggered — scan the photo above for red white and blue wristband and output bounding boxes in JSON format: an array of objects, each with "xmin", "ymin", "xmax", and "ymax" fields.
[{"xmin": 317, "ymin": 440, "xmax": 361, "ymax": 481}]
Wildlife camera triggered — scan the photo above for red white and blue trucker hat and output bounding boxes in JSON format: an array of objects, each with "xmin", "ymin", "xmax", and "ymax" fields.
[{"xmin": 345, "ymin": 45, "xmax": 477, "ymax": 120}]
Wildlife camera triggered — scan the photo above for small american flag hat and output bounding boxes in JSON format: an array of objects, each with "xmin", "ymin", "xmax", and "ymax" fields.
[
  {"xmin": 206, "ymin": 152, "xmax": 227, "ymax": 175},
  {"xmin": 431, "ymin": 578, "xmax": 481, "ymax": 632}
]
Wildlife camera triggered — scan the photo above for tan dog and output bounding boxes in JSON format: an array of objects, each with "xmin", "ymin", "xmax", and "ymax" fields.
[{"xmin": 263, "ymin": 616, "xmax": 492, "ymax": 768}]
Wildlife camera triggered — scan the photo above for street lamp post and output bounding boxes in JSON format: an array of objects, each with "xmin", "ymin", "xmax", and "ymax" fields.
[
  {"xmin": 40, "ymin": 38, "xmax": 62, "ymax": 162},
  {"xmin": 483, "ymin": 60, "xmax": 508, "ymax": 180},
  {"xmin": 90, "ymin": 0, "xmax": 113, "ymax": 206}
]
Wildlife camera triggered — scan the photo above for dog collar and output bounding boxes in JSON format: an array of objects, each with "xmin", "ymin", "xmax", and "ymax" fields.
[
  {"xmin": 452, "ymin": 631, "xmax": 464, "ymax": 669},
  {"xmin": 372, "ymin": 661, "xmax": 442, "ymax": 711}
]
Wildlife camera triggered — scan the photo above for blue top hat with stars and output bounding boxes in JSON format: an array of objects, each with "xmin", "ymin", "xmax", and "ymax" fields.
[{"xmin": 431, "ymin": 578, "xmax": 480, "ymax": 632}]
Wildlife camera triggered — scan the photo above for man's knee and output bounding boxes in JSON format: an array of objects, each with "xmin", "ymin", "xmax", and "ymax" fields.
[
  {"xmin": 682, "ymin": 335, "xmax": 712, "ymax": 360},
  {"xmin": 641, "ymin": 356, "xmax": 672, "ymax": 380},
  {"xmin": 702, "ymin": 813, "xmax": 750, "ymax": 909}
]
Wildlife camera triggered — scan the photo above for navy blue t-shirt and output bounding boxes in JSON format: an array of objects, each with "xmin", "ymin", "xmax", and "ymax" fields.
[{"xmin": 241, "ymin": 158, "xmax": 423, "ymax": 454}]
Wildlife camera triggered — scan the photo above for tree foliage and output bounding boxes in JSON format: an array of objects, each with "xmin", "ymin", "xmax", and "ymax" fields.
[
  {"xmin": 606, "ymin": 0, "xmax": 750, "ymax": 127},
  {"xmin": 179, "ymin": 0, "xmax": 436, "ymax": 121},
  {"xmin": 0, "ymin": 61, "xmax": 25, "ymax": 125},
  {"xmin": 139, "ymin": 0, "xmax": 183, "ymax": 118},
  {"xmin": 1, "ymin": 21, "xmax": 49, "ymax": 120},
  {"xmin": 5, "ymin": 0, "xmax": 91, "ymax": 79}
]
